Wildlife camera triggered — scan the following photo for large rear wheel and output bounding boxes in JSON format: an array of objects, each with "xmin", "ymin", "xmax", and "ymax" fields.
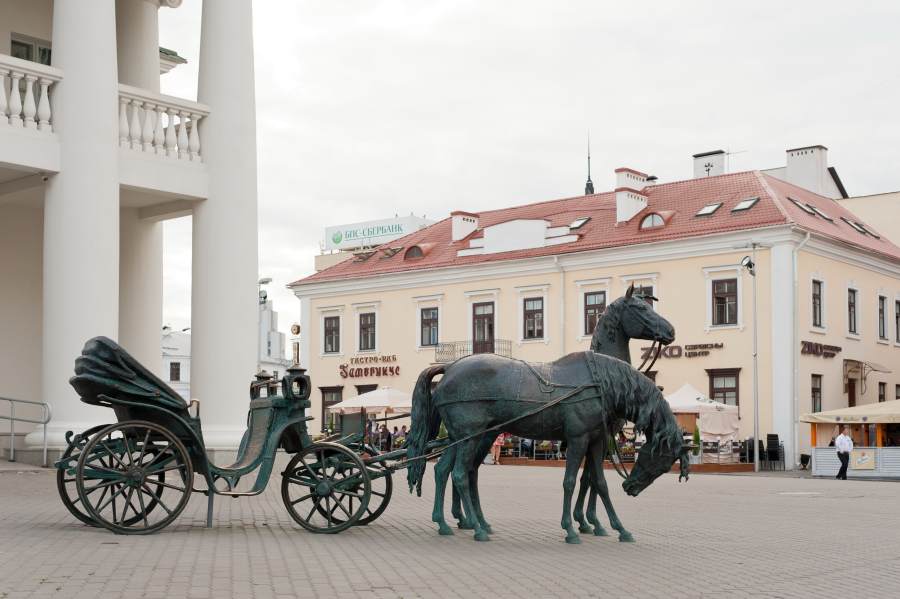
[
  {"xmin": 76, "ymin": 420, "xmax": 193, "ymax": 535},
  {"xmin": 281, "ymin": 442, "xmax": 370, "ymax": 534}
]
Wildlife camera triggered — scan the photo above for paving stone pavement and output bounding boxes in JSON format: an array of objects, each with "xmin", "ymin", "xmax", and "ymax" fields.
[{"xmin": 1, "ymin": 465, "xmax": 898, "ymax": 598}]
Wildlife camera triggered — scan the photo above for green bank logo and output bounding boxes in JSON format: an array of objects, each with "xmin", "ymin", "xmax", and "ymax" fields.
[{"xmin": 332, "ymin": 231, "xmax": 343, "ymax": 245}]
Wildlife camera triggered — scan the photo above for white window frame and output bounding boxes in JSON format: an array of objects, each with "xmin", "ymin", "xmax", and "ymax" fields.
[
  {"xmin": 846, "ymin": 283, "xmax": 861, "ymax": 341},
  {"xmin": 894, "ymin": 294, "xmax": 900, "ymax": 348},
  {"xmin": 515, "ymin": 284, "xmax": 550, "ymax": 345},
  {"xmin": 575, "ymin": 277, "xmax": 611, "ymax": 342},
  {"xmin": 621, "ymin": 273, "xmax": 659, "ymax": 311},
  {"xmin": 876, "ymin": 291, "xmax": 889, "ymax": 344},
  {"xmin": 352, "ymin": 301, "xmax": 380, "ymax": 353},
  {"xmin": 809, "ymin": 273, "xmax": 826, "ymax": 334},
  {"xmin": 413, "ymin": 293, "xmax": 443, "ymax": 351},
  {"xmin": 318, "ymin": 305, "xmax": 345, "ymax": 357},
  {"xmin": 464, "ymin": 288, "xmax": 500, "ymax": 344},
  {"xmin": 703, "ymin": 265, "xmax": 743, "ymax": 331}
]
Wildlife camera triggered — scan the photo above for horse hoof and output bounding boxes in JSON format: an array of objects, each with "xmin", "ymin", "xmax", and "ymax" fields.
[
  {"xmin": 565, "ymin": 534, "xmax": 582, "ymax": 545},
  {"xmin": 457, "ymin": 521, "xmax": 473, "ymax": 530},
  {"xmin": 438, "ymin": 525, "xmax": 454, "ymax": 536},
  {"xmin": 618, "ymin": 532, "xmax": 635, "ymax": 543},
  {"xmin": 482, "ymin": 524, "xmax": 493, "ymax": 534},
  {"xmin": 594, "ymin": 527, "xmax": 609, "ymax": 537},
  {"xmin": 474, "ymin": 531, "xmax": 490, "ymax": 542},
  {"xmin": 578, "ymin": 524, "xmax": 593, "ymax": 534}
]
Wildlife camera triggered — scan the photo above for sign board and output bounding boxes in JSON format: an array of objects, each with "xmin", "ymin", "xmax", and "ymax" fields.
[
  {"xmin": 640, "ymin": 343, "xmax": 723, "ymax": 360},
  {"xmin": 324, "ymin": 215, "xmax": 433, "ymax": 251},
  {"xmin": 801, "ymin": 341, "xmax": 841, "ymax": 358},
  {"xmin": 850, "ymin": 449, "xmax": 875, "ymax": 470},
  {"xmin": 340, "ymin": 355, "xmax": 400, "ymax": 379}
]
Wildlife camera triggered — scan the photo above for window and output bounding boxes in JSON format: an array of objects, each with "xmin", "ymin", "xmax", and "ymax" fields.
[
  {"xmin": 320, "ymin": 387, "xmax": 343, "ymax": 432},
  {"xmin": 896, "ymin": 300, "xmax": 900, "ymax": 343},
  {"xmin": 712, "ymin": 278, "xmax": 738, "ymax": 326},
  {"xmin": 640, "ymin": 213, "xmax": 664, "ymax": 229},
  {"xmin": 841, "ymin": 217, "xmax": 868, "ymax": 235},
  {"xmin": 569, "ymin": 217, "xmax": 590, "ymax": 229},
  {"xmin": 10, "ymin": 34, "xmax": 52, "ymax": 66},
  {"xmin": 169, "ymin": 362, "xmax": 181, "ymax": 382},
  {"xmin": 707, "ymin": 368, "xmax": 740, "ymax": 406},
  {"xmin": 896, "ymin": 384, "xmax": 900, "ymax": 401},
  {"xmin": 812, "ymin": 280, "xmax": 823, "ymax": 328},
  {"xmin": 359, "ymin": 312, "xmax": 376, "ymax": 351},
  {"xmin": 695, "ymin": 203, "xmax": 722, "ymax": 217},
  {"xmin": 808, "ymin": 204, "xmax": 833, "ymax": 221},
  {"xmin": 323, "ymin": 316, "xmax": 340, "ymax": 353},
  {"xmin": 404, "ymin": 246, "xmax": 424, "ymax": 260},
  {"xmin": 811, "ymin": 374, "xmax": 822, "ymax": 413},
  {"xmin": 847, "ymin": 289, "xmax": 858, "ymax": 334},
  {"xmin": 878, "ymin": 296, "xmax": 887, "ymax": 340},
  {"xmin": 420, "ymin": 307, "xmax": 439, "ymax": 347},
  {"xmin": 731, "ymin": 197, "xmax": 759, "ymax": 212},
  {"xmin": 584, "ymin": 291, "xmax": 607, "ymax": 336},
  {"xmin": 523, "ymin": 297, "xmax": 544, "ymax": 340},
  {"xmin": 356, "ymin": 384, "xmax": 377, "ymax": 395},
  {"xmin": 789, "ymin": 197, "xmax": 816, "ymax": 215},
  {"xmin": 878, "ymin": 382, "xmax": 886, "ymax": 403},
  {"xmin": 634, "ymin": 284, "xmax": 655, "ymax": 307}
]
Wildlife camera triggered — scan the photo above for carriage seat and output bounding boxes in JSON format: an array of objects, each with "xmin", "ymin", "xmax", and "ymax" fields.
[{"xmin": 70, "ymin": 336, "xmax": 190, "ymax": 419}]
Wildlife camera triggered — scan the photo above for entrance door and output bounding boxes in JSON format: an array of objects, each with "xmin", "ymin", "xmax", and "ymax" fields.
[
  {"xmin": 847, "ymin": 379, "xmax": 856, "ymax": 408},
  {"xmin": 472, "ymin": 302, "xmax": 495, "ymax": 354}
]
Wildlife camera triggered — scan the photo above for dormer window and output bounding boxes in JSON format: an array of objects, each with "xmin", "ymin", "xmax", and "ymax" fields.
[
  {"xmin": 404, "ymin": 246, "xmax": 424, "ymax": 260},
  {"xmin": 640, "ymin": 213, "xmax": 665, "ymax": 229},
  {"xmin": 569, "ymin": 217, "xmax": 590, "ymax": 230}
]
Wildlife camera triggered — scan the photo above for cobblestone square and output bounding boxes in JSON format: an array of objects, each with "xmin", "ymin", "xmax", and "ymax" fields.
[{"xmin": 1, "ymin": 466, "xmax": 898, "ymax": 598}]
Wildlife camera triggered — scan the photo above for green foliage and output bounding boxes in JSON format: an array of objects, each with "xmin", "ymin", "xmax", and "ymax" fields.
[
  {"xmin": 438, "ymin": 421, "xmax": 448, "ymax": 439},
  {"xmin": 692, "ymin": 425, "xmax": 701, "ymax": 456}
]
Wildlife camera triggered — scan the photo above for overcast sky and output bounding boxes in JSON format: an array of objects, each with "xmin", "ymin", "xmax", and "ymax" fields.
[{"xmin": 158, "ymin": 0, "xmax": 900, "ymax": 339}]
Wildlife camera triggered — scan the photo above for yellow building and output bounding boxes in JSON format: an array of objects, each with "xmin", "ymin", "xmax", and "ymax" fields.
[{"xmin": 290, "ymin": 149, "xmax": 900, "ymax": 469}]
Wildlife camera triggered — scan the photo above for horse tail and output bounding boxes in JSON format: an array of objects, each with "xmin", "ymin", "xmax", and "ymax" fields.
[{"xmin": 407, "ymin": 364, "xmax": 445, "ymax": 496}]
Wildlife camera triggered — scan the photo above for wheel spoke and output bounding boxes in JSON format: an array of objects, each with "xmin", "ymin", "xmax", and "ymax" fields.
[
  {"xmin": 136, "ymin": 428, "xmax": 152, "ymax": 466},
  {"xmin": 144, "ymin": 442, "xmax": 173, "ymax": 468},
  {"xmin": 140, "ymin": 483, "xmax": 174, "ymax": 516},
  {"xmin": 332, "ymin": 495, "xmax": 353, "ymax": 519},
  {"xmin": 290, "ymin": 493, "xmax": 314, "ymax": 506},
  {"xmin": 300, "ymin": 455, "xmax": 321, "ymax": 483},
  {"xmin": 120, "ymin": 486, "xmax": 137, "ymax": 525},
  {"xmin": 146, "ymin": 478, "xmax": 186, "ymax": 493},
  {"xmin": 303, "ymin": 498, "xmax": 320, "ymax": 523},
  {"xmin": 99, "ymin": 441, "xmax": 128, "ymax": 470},
  {"xmin": 324, "ymin": 496, "xmax": 333, "ymax": 527},
  {"xmin": 82, "ymin": 479, "xmax": 125, "ymax": 493},
  {"xmin": 136, "ymin": 485, "xmax": 149, "ymax": 528},
  {"xmin": 96, "ymin": 483, "xmax": 128, "ymax": 515},
  {"xmin": 371, "ymin": 490, "xmax": 386, "ymax": 498},
  {"xmin": 332, "ymin": 487, "xmax": 366, "ymax": 499}
]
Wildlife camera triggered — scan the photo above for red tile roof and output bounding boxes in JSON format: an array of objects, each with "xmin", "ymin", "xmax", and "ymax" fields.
[{"xmin": 292, "ymin": 171, "xmax": 900, "ymax": 286}]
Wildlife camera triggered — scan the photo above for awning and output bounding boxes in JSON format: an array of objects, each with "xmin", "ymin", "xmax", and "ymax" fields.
[
  {"xmin": 328, "ymin": 387, "xmax": 412, "ymax": 414},
  {"xmin": 801, "ymin": 399, "xmax": 900, "ymax": 424}
]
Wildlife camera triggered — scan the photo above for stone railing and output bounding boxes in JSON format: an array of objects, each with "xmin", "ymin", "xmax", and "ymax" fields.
[
  {"xmin": 0, "ymin": 54, "xmax": 63, "ymax": 133},
  {"xmin": 118, "ymin": 84, "xmax": 210, "ymax": 162},
  {"xmin": 434, "ymin": 339, "xmax": 513, "ymax": 363}
]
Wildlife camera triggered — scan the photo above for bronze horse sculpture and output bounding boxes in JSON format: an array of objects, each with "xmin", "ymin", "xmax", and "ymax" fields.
[
  {"xmin": 406, "ymin": 350, "xmax": 690, "ymax": 543},
  {"xmin": 443, "ymin": 284, "xmax": 675, "ymax": 541}
]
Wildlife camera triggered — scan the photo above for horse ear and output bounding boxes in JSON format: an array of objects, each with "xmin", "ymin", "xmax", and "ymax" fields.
[{"xmin": 625, "ymin": 283, "xmax": 634, "ymax": 299}]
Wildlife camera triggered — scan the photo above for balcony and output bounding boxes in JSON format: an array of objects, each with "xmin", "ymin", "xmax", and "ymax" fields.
[
  {"xmin": 0, "ymin": 53, "xmax": 63, "ymax": 174},
  {"xmin": 434, "ymin": 339, "xmax": 513, "ymax": 363}
]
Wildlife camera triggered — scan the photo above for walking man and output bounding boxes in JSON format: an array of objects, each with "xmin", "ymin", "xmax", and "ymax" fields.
[{"xmin": 835, "ymin": 425, "xmax": 853, "ymax": 480}]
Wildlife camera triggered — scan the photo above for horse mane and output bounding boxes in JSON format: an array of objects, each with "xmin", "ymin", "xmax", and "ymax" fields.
[
  {"xmin": 590, "ymin": 299, "xmax": 623, "ymax": 351},
  {"xmin": 585, "ymin": 352, "xmax": 682, "ymax": 456}
]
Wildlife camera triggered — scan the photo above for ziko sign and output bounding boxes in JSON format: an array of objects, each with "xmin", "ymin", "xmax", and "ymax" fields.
[
  {"xmin": 640, "ymin": 343, "xmax": 724, "ymax": 360},
  {"xmin": 800, "ymin": 341, "xmax": 841, "ymax": 358},
  {"xmin": 324, "ymin": 215, "xmax": 433, "ymax": 251},
  {"xmin": 339, "ymin": 355, "xmax": 400, "ymax": 378}
]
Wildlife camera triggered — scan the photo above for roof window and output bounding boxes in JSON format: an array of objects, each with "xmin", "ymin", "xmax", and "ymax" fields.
[
  {"xmin": 640, "ymin": 213, "xmax": 665, "ymax": 229},
  {"xmin": 807, "ymin": 204, "xmax": 833, "ymax": 221},
  {"xmin": 788, "ymin": 197, "xmax": 816, "ymax": 215},
  {"xmin": 404, "ymin": 245, "xmax": 425, "ymax": 260},
  {"xmin": 695, "ymin": 203, "xmax": 722, "ymax": 217},
  {"xmin": 569, "ymin": 217, "xmax": 590, "ymax": 230},
  {"xmin": 841, "ymin": 218, "xmax": 880, "ymax": 238},
  {"xmin": 731, "ymin": 197, "xmax": 759, "ymax": 212}
]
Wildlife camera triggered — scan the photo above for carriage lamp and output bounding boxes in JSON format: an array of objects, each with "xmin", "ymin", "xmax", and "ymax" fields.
[{"xmin": 740, "ymin": 255, "xmax": 756, "ymax": 276}]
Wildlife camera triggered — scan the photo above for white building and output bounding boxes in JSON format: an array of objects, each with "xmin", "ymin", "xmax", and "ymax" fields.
[
  {"xmin": 161, "ymin": 327, "xmax": 191, "ymax": 399},
  {"xmin": 0, "ymin": 0, "xmax": 260, "ymax": 452}
]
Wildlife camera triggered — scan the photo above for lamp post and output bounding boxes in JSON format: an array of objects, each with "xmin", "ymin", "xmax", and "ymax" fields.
[
  {"xmin": 257, "ymin": 277, "xmax": 272, "ymax": 372},
  {"xmin": 741, "ymin": 250, "xmax": 760, "ymax": 472}
]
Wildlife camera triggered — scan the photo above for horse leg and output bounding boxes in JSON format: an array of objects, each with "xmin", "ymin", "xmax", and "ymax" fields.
[
  {"xmin": 468, "ymin": 435, "xmax": 495, "ymax": 534},
  {"xmin": 573, "ymin": 455, "xmax": 593, "ymax": 534},
  {"xmin": 431, "ymin": 446, "xmax": 456, "ymax": 536},
  {"xmin": 560, "ymin": 436, "xmax": 588, "ymax": 545},
  {"xmin": 588, "ymin": 440, "xmax": 633, "ymax": 542},
  {"xmin": 451, "ymin": 439, "xmax": 489, "ymax": 542}
]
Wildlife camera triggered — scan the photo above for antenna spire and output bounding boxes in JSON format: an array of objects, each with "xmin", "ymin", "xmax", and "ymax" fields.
[{"xmin": 584, "ymin": 131, "xmax": 594, "ymax": 195}]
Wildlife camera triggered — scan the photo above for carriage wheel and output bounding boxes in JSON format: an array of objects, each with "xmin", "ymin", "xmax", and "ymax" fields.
[
  {"xmin": 76, "ymin": 420, "xmax": 193, "ymax": 535},
  {"xmin": 56, "ymin": 424, "xmax": 109, "ymax": 526},
  {"xmin": 315, "ymin": 445, "xmax": 392, "ymax": 527},
  {"xmin": 281, "ymin": 442, "xmax": 371, "ymax": 534}
]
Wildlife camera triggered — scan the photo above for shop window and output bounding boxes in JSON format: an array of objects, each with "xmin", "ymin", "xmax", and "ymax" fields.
[
  {"xmin": 359, "ymin": 312, "xmax": 376, "ymax": 351},
  {"xmin": 523, "ymin": 297, "xmax": 544, "ymax": 340},
  {"xmin": 847, "ymin": 288, "xmax": 858, "ymax": 334},
  {"xmin": 811, "ymin": 374, "xmax": 822, "ymax": 413},
  {"xmin": 169, "ymin": 362, "xmax": 181, "ymax": 382},
  {"xmin": 584, "ymin": 291, "xmax": 606, "ymax": 336},
  {"xmin": 879, "ymin": 382, "xmax": 886, "ymax": 403},
  {"xmin": 320, "ymin": 387, "xmax": 343, "ymax": 432},
  {"xmin": 420, "ymin": 307, "xmax": 439, "ymax": 347},
  {"xmin": 323, "ymin": 316, "xmax": 340, "ymax": 353},
  {"xmin": 878, "ymin": 295, "xmax": 887, "ymax": 340},
  {"xmin": 712, "ymin": 278, "xmax": 738, "ymax": 326},
  {"xmin": 706, "ymin": 368, "xmax": 740, "ymax": 406},
  {"xmin": 812, "ymin": 280, "xmax": 823, "ymax": 328}
]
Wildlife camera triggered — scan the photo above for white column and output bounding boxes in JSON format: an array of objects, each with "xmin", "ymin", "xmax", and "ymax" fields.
[
  {"xmin": 770, "ymin": 243, "xmax": 796, "ymax": 469},
  {"xmin": 115, "ymin": 0, "xmax": 165, "ymax": 373},
  {"xmin": 192, "ymin": 0, "xmax": 259, "ymax": 448},
  {"xmin": 29, "ymin": 1, "xmax": 121, "ymax": 448}
]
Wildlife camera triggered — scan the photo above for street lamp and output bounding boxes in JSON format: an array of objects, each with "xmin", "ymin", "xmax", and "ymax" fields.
[{"xmin": 741, "ymin": 250, "xmax": 760, "ymax": 472}]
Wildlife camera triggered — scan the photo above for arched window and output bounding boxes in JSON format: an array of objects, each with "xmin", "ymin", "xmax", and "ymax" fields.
[
  {"xmin": 640, "ymin": 213, "xmax": 664, "ymax": 229},
  {"xmin": 404, "ymin": 245, "xmax": 424, "ymax": 260}
]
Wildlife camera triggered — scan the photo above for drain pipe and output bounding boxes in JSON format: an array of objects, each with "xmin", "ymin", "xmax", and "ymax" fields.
[
  {"xmin": 792, "ymin": 230, "xmax": 811, "ymax": 468},
  {"xmin": 554, "ymin": 256, "xmax": 566, "ymax": 355}
]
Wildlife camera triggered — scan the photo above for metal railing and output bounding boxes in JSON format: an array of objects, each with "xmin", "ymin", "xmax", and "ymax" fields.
[
  {"xmin": 1, "ymin": 396, "xmax": 52, "ymax": 467},
  {"xmin": 434, "ymin": 339, "xmax": 513, "ymax": 363}
]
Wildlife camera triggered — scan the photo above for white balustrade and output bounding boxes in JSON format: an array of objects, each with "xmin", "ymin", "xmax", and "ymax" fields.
[
  {"xmin": 118, "ymin": 84, "xmax": 210, "ymax": 162},
  {"xmin": 0, "ymin": 54, "xmax": 62, "ymax": 133}
]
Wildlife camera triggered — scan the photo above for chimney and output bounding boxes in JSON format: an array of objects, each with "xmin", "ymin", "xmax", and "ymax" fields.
[
  {"xmin": 614, "ymin": 168, "xmax": 649, "ymax": 223},
  {"xmin": 693, "ymin": 150, "xmax": 726, "ymax": 178},
  {"xmin": 451, "ymin": 211, "xmax": 479, "ymax": 241},
  {"xmin": 785, "ymin": 145, "xmax": 828, "ymax": 196}
]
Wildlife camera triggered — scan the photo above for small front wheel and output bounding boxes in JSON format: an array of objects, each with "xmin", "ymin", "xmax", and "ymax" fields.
[
  {"xmin": 56, "ymin": 424, "xmax": 110, "ymax": 526},
  {"xmin": 282, "ymin": 442, "xmax": 371, "ymax": 534}
]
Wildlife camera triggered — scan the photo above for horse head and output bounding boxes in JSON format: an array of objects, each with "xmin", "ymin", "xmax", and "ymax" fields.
[
  {"xmin": 594, "ymin": 284, "xmax": 675, "ymax": 353},
  {"xmin": 622, "ymin": 393, "xmax": 690, "ymax": 496}
]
